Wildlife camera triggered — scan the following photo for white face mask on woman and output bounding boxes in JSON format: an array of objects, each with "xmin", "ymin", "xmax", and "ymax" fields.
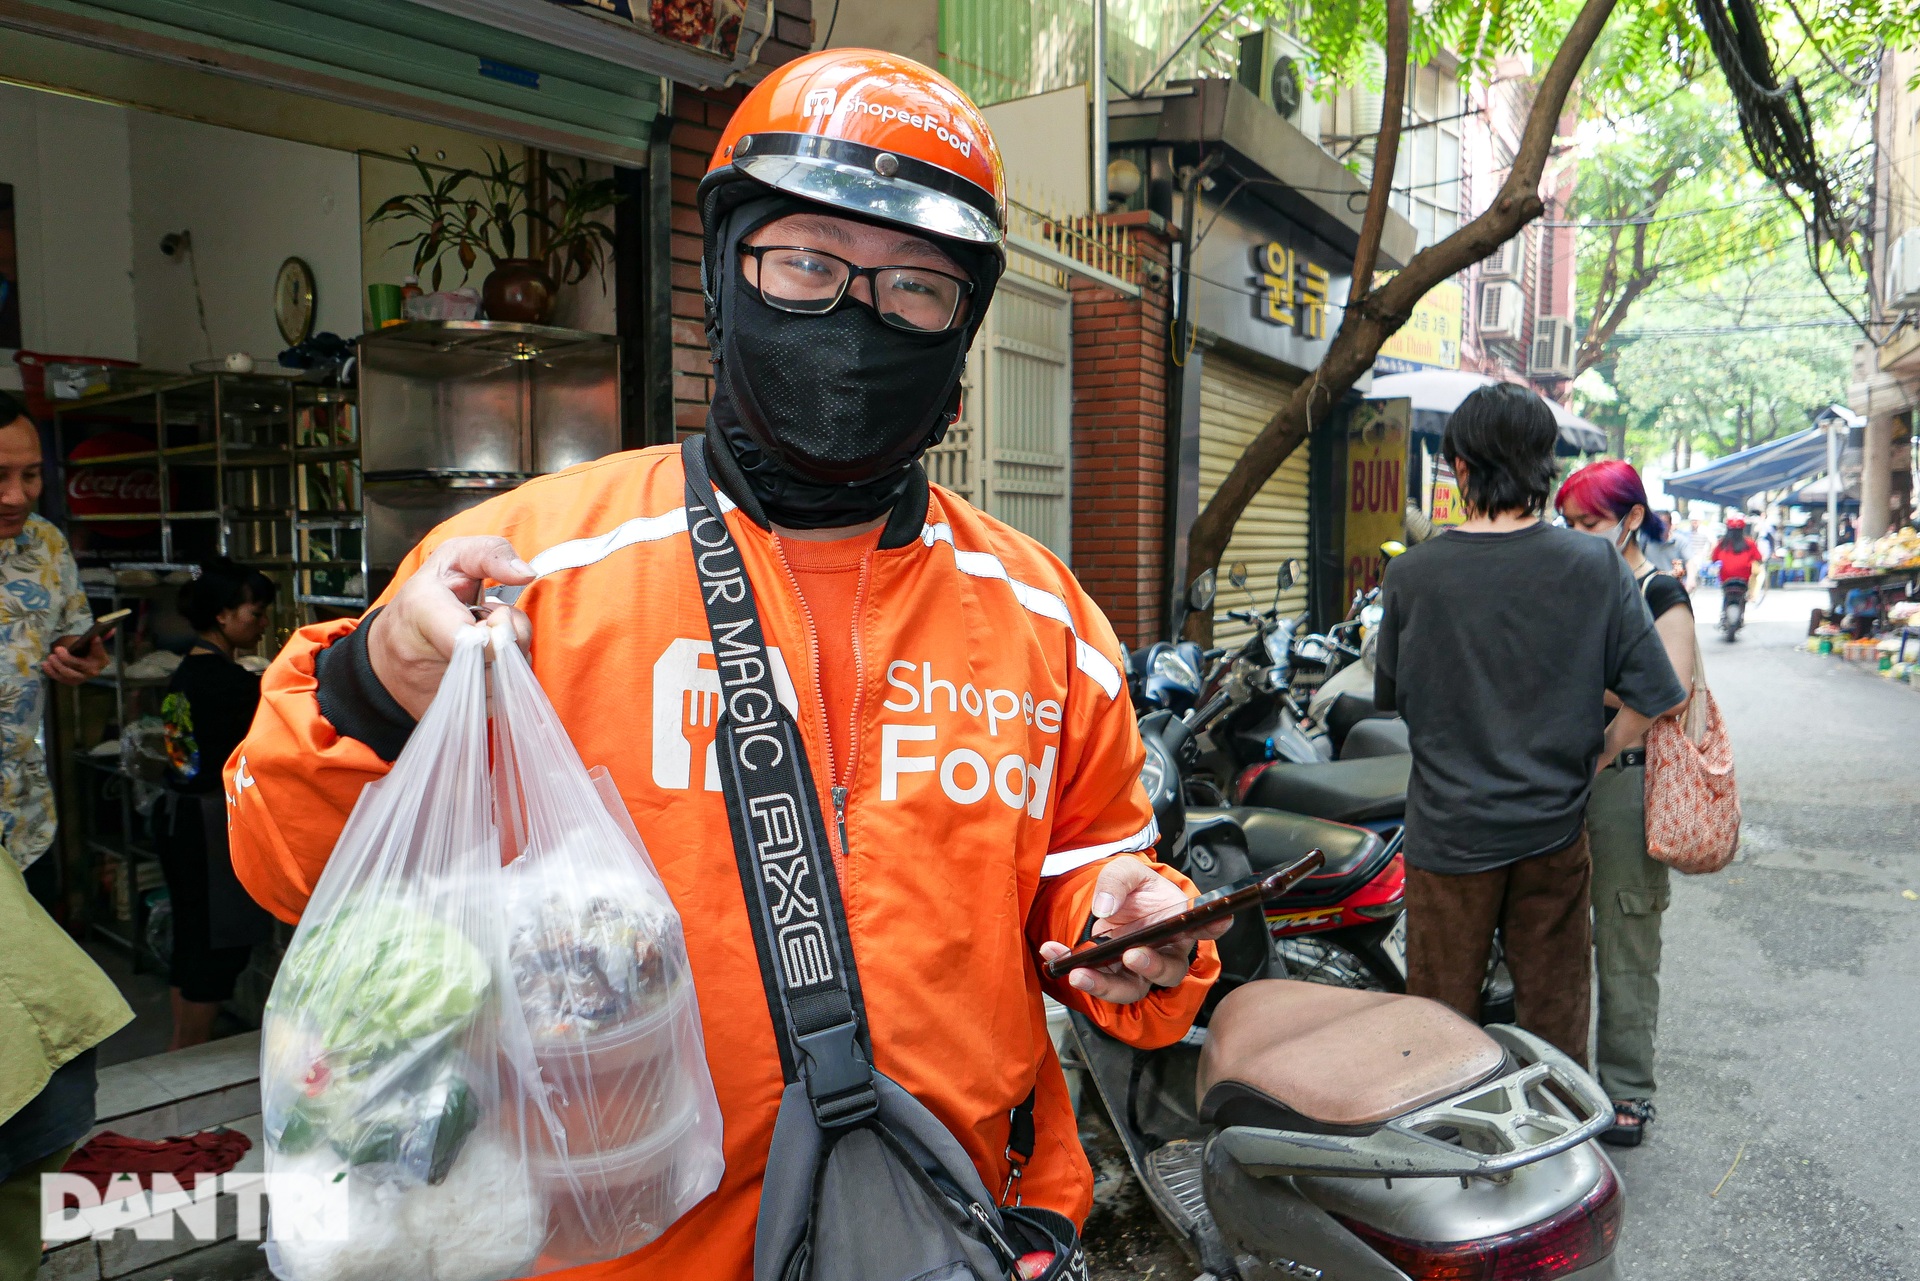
[{"xmin": 1575, "ymin": 520, "xmax": 1633, "ymax": 552}]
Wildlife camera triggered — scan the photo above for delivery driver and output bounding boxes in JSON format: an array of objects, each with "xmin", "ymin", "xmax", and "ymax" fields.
[{"xmin": 226, "ymin": 49, "xmax": 1223, "ymax": 1280}]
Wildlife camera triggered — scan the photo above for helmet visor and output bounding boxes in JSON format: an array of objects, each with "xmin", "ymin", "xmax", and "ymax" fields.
[{"xmin": 735, "ymin": 146, "xmax": 1001, "ymax": 247}]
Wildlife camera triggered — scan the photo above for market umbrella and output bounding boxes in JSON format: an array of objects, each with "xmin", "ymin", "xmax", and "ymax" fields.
[{"xmin": 1365, "ymin": 370, "xmax": 1606, "ymax": 456}]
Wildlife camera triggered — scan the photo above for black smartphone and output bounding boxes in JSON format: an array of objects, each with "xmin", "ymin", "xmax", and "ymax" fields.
[
  {"xmin": 1044, "ymin": 849, "xmax": 1325, "ymax": 980},
  {"xmin": 59, "ymin": 608, "xmax": 130, "ymax": 657}
]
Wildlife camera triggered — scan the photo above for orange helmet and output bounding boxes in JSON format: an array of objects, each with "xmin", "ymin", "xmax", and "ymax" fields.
[{"xmin": 700, "ymin": 49, "xmax": 1006, "ymax": 268}]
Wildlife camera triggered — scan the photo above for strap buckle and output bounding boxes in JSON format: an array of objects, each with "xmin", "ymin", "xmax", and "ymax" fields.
[{"xmin": 797, "ymin": 1020, "xmax": 877, "ymax": 1127}]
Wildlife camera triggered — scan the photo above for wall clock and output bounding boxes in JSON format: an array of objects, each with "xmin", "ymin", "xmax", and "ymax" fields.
[{"xmin": 274, "ymin": 256, "xmax": 316, "ymax": 346}]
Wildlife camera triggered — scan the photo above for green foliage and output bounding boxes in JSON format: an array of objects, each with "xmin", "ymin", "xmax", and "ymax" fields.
[
  {"xmin": 1222, "ymin": 0, "xmax": 1912, "ymax": 100},
  {"xmin": 1579, "ymin": 255, "xmax": 1856, "ymax": 469},
  {"xmin": 368, "ymin": 147, "xmax": 623, "ymax": 292}
]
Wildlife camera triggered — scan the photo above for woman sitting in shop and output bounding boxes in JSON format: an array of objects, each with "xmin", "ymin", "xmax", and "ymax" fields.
[
  {"xmin": 155, "ymin": 559, "xmax": 278, "ymax": 1050},
  {"xmin": 1555, "ymin": 460, "xmax": 1696, "ymax": 1147}
]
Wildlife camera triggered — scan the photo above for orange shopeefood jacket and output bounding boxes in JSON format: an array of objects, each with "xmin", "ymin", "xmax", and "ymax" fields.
[{"xmin": 225, "ymin": 444, "xmax": 1218, "ymax": 1281}]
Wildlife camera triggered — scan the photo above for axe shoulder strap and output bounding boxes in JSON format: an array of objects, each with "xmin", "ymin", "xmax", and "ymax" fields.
[{"xmin": 681, "ymin": 435, "xmax": 877, "ymax": 1128}]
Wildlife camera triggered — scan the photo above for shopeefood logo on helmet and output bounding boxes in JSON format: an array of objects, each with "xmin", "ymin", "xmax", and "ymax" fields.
[{"xmin": 799, "ymin": 84, "xmax": 977, "ymax": 159}]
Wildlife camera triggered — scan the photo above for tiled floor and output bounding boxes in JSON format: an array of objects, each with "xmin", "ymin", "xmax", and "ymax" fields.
[
  {"xmin": 82, "ymin": 940, "xmax": 255, "ymax": 1066},
  {"xmin": 83, "ymin": 941, "xmax": 173, "ymax": 1067}
]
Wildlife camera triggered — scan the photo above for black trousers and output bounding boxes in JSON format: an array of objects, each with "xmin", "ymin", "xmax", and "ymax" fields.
[{"xmin": 152, "ymin": 794, "xmax": 264, "ymax": 1003}]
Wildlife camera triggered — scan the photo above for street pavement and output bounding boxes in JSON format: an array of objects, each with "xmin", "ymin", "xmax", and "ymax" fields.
[
  {"xmin": 1084, "ymin": 581, "xmax": 1920, "ymax": 1280},
  {"xmin": 1608, "ymin": 583, "xmax": 1920, "ymax": 1279}
]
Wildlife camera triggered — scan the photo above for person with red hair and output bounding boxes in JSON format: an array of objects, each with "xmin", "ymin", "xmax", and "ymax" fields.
[{"xmin": 1555, "ymin": 458, "xmax": 1697, "ymax": 1147}]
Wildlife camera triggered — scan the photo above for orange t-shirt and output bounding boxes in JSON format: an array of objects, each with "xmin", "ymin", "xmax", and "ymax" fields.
[{"xmin": 777, "ymin": 526, "xmax": 883, "ymax": 785}]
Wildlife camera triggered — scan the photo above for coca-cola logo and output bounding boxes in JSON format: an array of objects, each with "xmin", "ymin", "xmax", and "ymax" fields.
[
  {"xmin": 66, "ymin": 430, "xmax": 168, "ymax": 537},
  {"xmin": 68, "ymin": 469, "xmax": 161, "ymax": 505}
]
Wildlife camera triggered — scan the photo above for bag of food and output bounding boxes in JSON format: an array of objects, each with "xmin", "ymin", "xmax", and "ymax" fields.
[
  {"xmin": 260, "ymin": 626, "xmax": 723, "ymax": 1281},
  {"xmin": 488, "ymin": 628, "xmax": 724, "ymax": 1267},
  {"xmin": 262, "ymin": 629, "xmax": 544, "ymax": 1281}
]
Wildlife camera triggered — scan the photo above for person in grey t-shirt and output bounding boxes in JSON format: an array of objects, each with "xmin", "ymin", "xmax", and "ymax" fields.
[{"xmin": 1375, "ymin": 385, "xmax": 1686, "ymax": 1064}]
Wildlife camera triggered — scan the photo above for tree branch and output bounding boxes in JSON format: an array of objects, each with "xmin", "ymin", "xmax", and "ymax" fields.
[
  {"xmin": 1348, "ymin": 0, "xmax": 1411, "ymax": 293},
  {"xmin": 1179, "ymin": 0, "xmax": 1622, "ymax": 641}
]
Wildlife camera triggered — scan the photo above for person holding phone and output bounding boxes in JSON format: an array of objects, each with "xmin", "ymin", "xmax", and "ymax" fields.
[
  {"xmin": 223, "ymin": 51, "xmax": 1224, "ymax": 1281},
  {"xmin": 0, "ymin": 391, "xmax": 110, "ymax": 895}
]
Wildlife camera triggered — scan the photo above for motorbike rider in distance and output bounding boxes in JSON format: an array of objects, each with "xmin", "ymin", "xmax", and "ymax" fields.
[
  {"xmin": 1710, "ymin": 515, "xmax": 1764, "ymax": 638},
  {"xmin": 224, "ymin": 49, "xmax": 1226, "ymax": 1281}
]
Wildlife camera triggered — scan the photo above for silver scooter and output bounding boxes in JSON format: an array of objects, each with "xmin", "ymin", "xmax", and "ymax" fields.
[{"xmin": 1070, "ymin": 715, "xmax": 1624, "ymax": 1281}]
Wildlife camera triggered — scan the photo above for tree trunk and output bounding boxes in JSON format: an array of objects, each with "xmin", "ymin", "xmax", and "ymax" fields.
[{"xmin": 1180, "ymin": 0, "xmax": 1621, "ymax": 643}]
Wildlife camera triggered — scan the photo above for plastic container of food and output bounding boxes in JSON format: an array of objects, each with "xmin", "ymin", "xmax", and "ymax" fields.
[
  {"xmin": 532, "ymin": 1096, "xmax": 722, "ymax": 1267},
  {"xmin": 529, "ymin": 979, "xmax": 696, "ymax": 1153}
]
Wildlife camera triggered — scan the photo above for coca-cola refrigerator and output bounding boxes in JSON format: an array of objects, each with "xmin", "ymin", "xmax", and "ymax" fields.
[{"xmin": 356, "ymin": 320, "xmax": 620, "ymax": 582}]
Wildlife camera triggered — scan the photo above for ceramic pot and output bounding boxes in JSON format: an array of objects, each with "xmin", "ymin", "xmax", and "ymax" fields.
[{"xmin": 481, "ymin": 258, "xmax": 557, "ymax": 324}]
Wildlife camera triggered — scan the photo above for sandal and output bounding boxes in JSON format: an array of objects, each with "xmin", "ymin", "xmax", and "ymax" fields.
[{"xmin": 1599, "ymin": 1098, "xmax": 1655, "ymax": 1148}]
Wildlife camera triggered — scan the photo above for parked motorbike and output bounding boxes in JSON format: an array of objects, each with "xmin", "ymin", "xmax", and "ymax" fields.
[
  {"xmin": 1720, "ymin": 577, "xmax": 1748, "ymax": 641},
  {"xmin": 1140, "ymin": 705, "xmax": 1408, "ymax": 993},
  {"xmin": 1069, "ymin": 990, "xmax": 1623, "ymax": 1281},
  {"xmin": 1075, "ymin": 715, "xmax": 1624, "ymax": 1281}
]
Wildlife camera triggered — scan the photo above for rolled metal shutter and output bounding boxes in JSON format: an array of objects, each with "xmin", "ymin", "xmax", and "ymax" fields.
[{"xmin": 1199, "ymin": 354, "xmax": 1309, "ymax": 649}]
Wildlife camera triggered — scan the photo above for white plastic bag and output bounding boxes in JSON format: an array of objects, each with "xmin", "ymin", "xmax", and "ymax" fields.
[
  {"xmin": 262, "ymin": 630, "xmax": 542, "ymax": 1281},
  {"xmin": 260, "ymin": 626, "xmax": 723, "ymax": 1281},
  {"xmin": 488, "ymin": 630, "xmax": 724, "ymax": 1267}
]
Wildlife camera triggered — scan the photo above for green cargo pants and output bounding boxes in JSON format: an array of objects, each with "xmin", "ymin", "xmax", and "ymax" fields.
[
  {"xmin": 0, "ymin": 1145, "xmax": 74, "ymax": 1281},
  {"xmin": 1587, "ymin": 760, "xmax": 1671, "ymax": 1101}
]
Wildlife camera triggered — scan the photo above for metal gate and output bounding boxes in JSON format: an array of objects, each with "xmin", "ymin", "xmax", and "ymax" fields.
[
  {"xmin": 1199, "ymin": 354, "xmax": 1309, "ymax": 650},
  {"xmin": 925, "ymin": 272, "xmax": 1073, "ymax": 558}
]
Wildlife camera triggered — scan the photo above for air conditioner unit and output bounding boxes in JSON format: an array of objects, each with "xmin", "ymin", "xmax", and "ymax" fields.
[
  {"xmin": 1478, "ymin": 281, "xmax": 1525, "ymax": 341},
  {"xmin": 1483, "ymin": 235, "xmax": 1525, "ymax": 281},
  {"xmin": 1236, "ymin": 28, "xmax": 1322, "ymax": 141},
  {"xmin": 1887, "ymin": 228, "xmax": 1920, "ymax": 311},
  {"xmin": 1530, "ymin": 316, "xmax": 1577, "ymax": 379}
]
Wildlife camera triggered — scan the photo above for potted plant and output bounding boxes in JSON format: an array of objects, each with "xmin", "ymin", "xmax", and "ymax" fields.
[{"xmin": 370, "ymin": 149, "xmax": 622, "ymax": 326}]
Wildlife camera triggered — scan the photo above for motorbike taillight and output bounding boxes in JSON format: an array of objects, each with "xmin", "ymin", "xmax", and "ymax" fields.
[
  {"xmin": 1335, "ymin": 1164, "xmax": 1621, "ymax": 1280},
  {"xmin": 1345, "ymin": 851, "xmax": 1405, "ymax": 919}
]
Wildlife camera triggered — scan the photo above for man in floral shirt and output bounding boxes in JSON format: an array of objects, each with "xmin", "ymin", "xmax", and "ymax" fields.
[{"xmin": 0, "ymin": 393, "xmax": 108, "ymax": 873}]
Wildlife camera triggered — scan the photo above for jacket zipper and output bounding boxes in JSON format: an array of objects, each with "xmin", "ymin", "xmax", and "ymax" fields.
[{"xmin": 768, "ymin": 535, "xmax": 872, "ymax": 877}]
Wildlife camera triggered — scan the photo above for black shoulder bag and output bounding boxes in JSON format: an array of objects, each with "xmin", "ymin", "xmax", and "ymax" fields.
[{"xmin": 681, "ymin": 438, "xmax": 1087, "ymax": 1281}]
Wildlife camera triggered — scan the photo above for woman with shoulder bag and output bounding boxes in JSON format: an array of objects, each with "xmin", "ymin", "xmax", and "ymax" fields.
[{"xmin": 1557, "ymin": 462, "xmax": 1696, "ymax": 1148}]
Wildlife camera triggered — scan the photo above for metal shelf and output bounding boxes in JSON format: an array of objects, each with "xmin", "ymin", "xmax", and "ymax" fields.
[{"xmin": 295, "ymin": 593, "xmax": 369, "ymax": 607}]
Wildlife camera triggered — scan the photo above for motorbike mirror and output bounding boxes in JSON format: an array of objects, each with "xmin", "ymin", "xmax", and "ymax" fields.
[
  {"xmin": 1380, "ymin": 540, "xmax": 1406, "ymax": 559},
  {"xmin": 1188, "ymin": 568, "xmax": 1217, "ymax": 611},
  {"xmin": 1276, "ymin": 561, "xmax": 1299, "ymax": 593},
  {"xmin": 1228, "ymin": 561, "xmax": 1249, "ymax": 589}
]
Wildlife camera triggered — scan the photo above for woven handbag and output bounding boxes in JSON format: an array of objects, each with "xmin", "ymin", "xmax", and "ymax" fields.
[{"xmin": 1643, "ymin": 623, "xmax": 1740, "ymax": 873}]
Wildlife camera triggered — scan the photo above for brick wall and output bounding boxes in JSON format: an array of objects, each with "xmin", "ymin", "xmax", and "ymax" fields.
[
  {"xmin": 665, "ymin": 85, "xmax": 743, "ymax": 433},
  {"xmin": 664, "ymin": 1, "xmax": 813, "ymax": 435},
  {"xmin": 1069, "ymin": 213, "xmax": 1175, "ymax": 648}
]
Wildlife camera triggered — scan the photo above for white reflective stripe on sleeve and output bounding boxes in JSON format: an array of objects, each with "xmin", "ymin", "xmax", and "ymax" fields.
[
  {"xmin": 1074, "ymin": 639, "xmax": 1121, "ymax": 698},
  {"xmin": 1040, "ymin": 817, "xmax": 1160, "ymax": 878},
  {"xmin": 526, "ymin": 507, "xmax": 689, "ymax": 578},
  {"xmin": 922, "ymin": 522, "xmax": 1122, "ymax": 699}
]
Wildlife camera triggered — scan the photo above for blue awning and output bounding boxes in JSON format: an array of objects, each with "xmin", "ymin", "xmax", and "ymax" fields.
[{"xmin": 1662, "ymin": 426, "xmax": 1835, "ymax": 507}]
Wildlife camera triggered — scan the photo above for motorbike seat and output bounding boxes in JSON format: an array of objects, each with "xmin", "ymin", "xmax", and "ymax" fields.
[
  {"xmin": 1340, "ymin": 718, "xmax": 1409, "ymax": 760},
  {"xmin": 1218, "ymin": 807, "xmax": 1384, "ymax": 880},
  {"xmin": 1240, "ymin": 755, "xmax": 1409, "ymax": 825},
  {"xmin": 1196, "ymin": 980, "xmax": 1505, "ymax": 1134}
]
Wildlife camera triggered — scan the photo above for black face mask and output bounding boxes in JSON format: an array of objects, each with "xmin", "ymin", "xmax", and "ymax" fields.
[{"xmin": 704, "ymin": 200, "xmax": 985, "ymax": 529}]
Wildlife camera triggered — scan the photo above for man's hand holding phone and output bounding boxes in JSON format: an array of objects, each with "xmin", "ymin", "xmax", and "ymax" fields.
[{"xmin": 1036, "ymin": 856, "xmax": 1233, "ymax": 1004}]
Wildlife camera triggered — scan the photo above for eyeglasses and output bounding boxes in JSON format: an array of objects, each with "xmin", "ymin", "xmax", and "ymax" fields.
[{"xmin": 739, "ymin": 244, "xmax": 973, "ymax": 333}]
